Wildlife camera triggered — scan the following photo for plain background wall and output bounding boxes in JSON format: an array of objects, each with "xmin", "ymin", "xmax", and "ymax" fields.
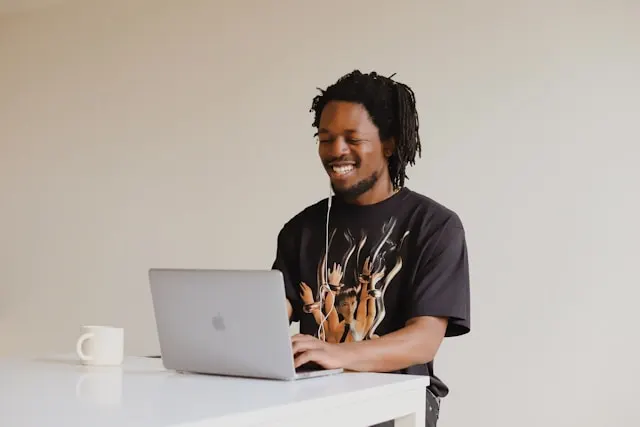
[{"xmin": 1, "ymin": 0, "xmax": 638, "ymax": 425}]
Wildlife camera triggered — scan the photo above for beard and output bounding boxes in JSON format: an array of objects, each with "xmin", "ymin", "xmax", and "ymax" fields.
[{"xmin": 331, "ymin": 171, "xmax": 379, "ymax": 202}]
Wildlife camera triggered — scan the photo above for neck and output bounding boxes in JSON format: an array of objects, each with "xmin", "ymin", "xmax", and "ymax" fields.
[{"xmin": 348, "ymin": 178, "xmax": 396, "ymax": 206}]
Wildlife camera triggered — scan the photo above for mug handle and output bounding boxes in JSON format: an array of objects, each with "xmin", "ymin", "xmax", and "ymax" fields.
[{"xmin": 75, "ymin": 332, "xmax": 94, "ymax": 362}]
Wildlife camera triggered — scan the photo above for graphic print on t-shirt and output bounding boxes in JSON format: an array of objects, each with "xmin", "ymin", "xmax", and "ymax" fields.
[{"xmin": 298, "ymin": 216, "xmax": 409, "ymax": 343}]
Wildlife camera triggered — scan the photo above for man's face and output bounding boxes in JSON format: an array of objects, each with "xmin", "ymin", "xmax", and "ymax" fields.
[{"xmin": 317, "ymin": 101, "xmax": 391, "ymax": 200}]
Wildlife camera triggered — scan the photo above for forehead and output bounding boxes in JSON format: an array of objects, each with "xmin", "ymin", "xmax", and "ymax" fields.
[{"xmin": 318, "ymin": 101, "xmax": 378, "ymax": 135}]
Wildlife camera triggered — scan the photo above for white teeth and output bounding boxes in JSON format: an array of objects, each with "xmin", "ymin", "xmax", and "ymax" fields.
[{"xmin": 332, "ymin": 165, "xmax": 354, "ymax": 175}]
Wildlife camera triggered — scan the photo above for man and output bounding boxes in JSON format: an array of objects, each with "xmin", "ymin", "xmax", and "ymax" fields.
[{"xmin": 272, "ymin": 70, "xmax": 471, "ymax": 427}]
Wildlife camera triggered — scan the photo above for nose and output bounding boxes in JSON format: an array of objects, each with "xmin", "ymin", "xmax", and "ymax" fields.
[{"xmin": 324, "ymin": 136, "xmax": 350, "ymax": 158}]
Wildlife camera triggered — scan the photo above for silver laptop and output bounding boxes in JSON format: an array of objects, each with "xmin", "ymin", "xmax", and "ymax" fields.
[{"xmin": 148, "ymin": 268, "xmax": 343, "ymax": 380}]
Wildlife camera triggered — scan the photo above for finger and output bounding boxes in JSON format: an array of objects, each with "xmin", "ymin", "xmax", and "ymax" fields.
[
  {"xmin": 290, "ymin": 334, "xmax": 304, "ymax": 343},
  {"xmin": 291, "ymin": 335, "xmax": 323, "ymax": 353},
  {"xmin": 291, "ymin": 338, "xmax": 321, "ymax": 356},
  {"xmin": 294, "ymin": 349, "xmax": 321, "ymax": 368},
  {"xmin": 291, "ymin": 334, "xmax": 317, "ymax": 343}
]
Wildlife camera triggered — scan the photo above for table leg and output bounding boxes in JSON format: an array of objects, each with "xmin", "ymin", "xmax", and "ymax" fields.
[
  {"xmin": 394, "ymin": 392, "xmax": 426, "ymax": 427},
  {"xmin": 394, "ymin": 413, "xmax": 419, "ymax": 427}
]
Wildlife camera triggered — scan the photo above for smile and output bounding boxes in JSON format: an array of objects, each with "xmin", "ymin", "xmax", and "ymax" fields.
[{"xmin": 331, "ymin": 165, "xmax": 355, "ymax": 176}]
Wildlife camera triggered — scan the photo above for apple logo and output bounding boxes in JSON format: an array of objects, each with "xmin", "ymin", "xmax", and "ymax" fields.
[{"xmin": 212, "ymin": 313, "xmax": 226, "ymax": 331}]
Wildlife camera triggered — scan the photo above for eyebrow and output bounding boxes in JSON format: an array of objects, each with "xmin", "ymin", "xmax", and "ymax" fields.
[{"xmin": 318, "ymin": 128, "xmax": 359, "ymax": 134}]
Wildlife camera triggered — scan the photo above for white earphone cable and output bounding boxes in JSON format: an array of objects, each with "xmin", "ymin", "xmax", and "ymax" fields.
[{"xmin": 317, "ymin": 183, "xmax": 334, "ymax": 341}]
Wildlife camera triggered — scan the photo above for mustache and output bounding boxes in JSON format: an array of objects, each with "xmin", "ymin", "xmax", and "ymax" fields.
[{"xmin": 323, "ymin": 155, "xmax": 360, "ymax": 167}]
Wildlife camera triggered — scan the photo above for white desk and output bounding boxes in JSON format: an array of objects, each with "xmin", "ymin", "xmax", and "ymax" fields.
[{"xmin": 0, "ymin": 354, "xmax": 429, "ymax": 427}]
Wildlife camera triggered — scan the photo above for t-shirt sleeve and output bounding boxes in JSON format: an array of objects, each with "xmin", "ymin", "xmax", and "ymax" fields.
[
  {"xmin": 408, "ymin": 214, "xmax": 471, "ymax": 337},
  {"xmin": 271, "ymin": 226, "xmax": 303, "ymax": 323}
]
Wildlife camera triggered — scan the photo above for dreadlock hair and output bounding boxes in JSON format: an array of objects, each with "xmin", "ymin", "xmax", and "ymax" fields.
[{"xmin": 310, "ymin": 70, "xmax": 422, "ymax": 190}]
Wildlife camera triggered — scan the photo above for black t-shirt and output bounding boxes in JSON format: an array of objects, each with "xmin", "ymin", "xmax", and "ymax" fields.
[{"xmin": 272, "ymin": 187, "xmax": 471, "ymax": 398}]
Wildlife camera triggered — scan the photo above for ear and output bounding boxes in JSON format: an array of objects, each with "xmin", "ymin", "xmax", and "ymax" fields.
[{"xmin": 382, "ymin": 137, "xmax": 396, "ymax": 158}]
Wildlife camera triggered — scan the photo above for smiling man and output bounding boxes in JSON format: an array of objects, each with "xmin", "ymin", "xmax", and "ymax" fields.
[{"xmin": 272, "ymin": 70, "xmax": 471, "ymax": 427}]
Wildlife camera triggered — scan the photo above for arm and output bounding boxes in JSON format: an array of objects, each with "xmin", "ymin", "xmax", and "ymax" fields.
[
  {"xmin": 272, "ymin": 225, "xmax": 302, "ymax": 323},
  {"xmin": 340, "ymin": 316, "xmax": 447, "ymax": 372},
  {"xmin": 343, "ymin": 216, "xmax": 470, "ymax": 371},
  {"xmin": 292, "ymin": 316, "xmax": 448, "ymax": 371},
  {"xmin": 286, "ymin": 298, "xmax": 293, "ymax": 320}
]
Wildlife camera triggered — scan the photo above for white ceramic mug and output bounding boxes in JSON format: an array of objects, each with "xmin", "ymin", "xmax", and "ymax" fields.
[{"xmin": 75, "ymin": 325, "xmax": 124, "ymax": 366}]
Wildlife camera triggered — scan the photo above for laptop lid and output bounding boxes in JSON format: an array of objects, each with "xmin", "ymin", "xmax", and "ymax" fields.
[{"xmin": 148, "ymin": 268, "xmax": 297, "ymax": 380}]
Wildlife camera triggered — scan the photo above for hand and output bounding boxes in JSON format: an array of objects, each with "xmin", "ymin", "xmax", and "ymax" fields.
[
  {"xmin": 291, "ymin": 334, "xmax": 352, "ymax": 370},
  {"xmin": 362, "ymin": 256, "xmax": 372, "ymax": 276},
  {"xmin": 327, "ymin": 263, "xmax": 343, "ymax": 288},
  {"xmin": 298, "ymin": 282, "xmax": 315, "ymax": 304}
]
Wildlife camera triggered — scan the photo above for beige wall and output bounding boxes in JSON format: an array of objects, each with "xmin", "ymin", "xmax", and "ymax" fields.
[{"xmin": 1, "ymin": 0, "xmax": 638, "ymax": 425}]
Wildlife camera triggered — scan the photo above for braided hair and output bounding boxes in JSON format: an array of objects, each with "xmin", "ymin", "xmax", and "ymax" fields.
[{"xmin": 310, "ymin": 70, "xmax": 422, "ymax": 190}]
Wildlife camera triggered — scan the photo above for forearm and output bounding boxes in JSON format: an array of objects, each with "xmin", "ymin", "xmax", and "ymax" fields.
[
  {"xmin": 286, "ymin": 299, "xmax": 293, "ymax": 320},
  {"xmin": 341, "ymin": 317, "xmax": 446, "ymax": 372}
]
